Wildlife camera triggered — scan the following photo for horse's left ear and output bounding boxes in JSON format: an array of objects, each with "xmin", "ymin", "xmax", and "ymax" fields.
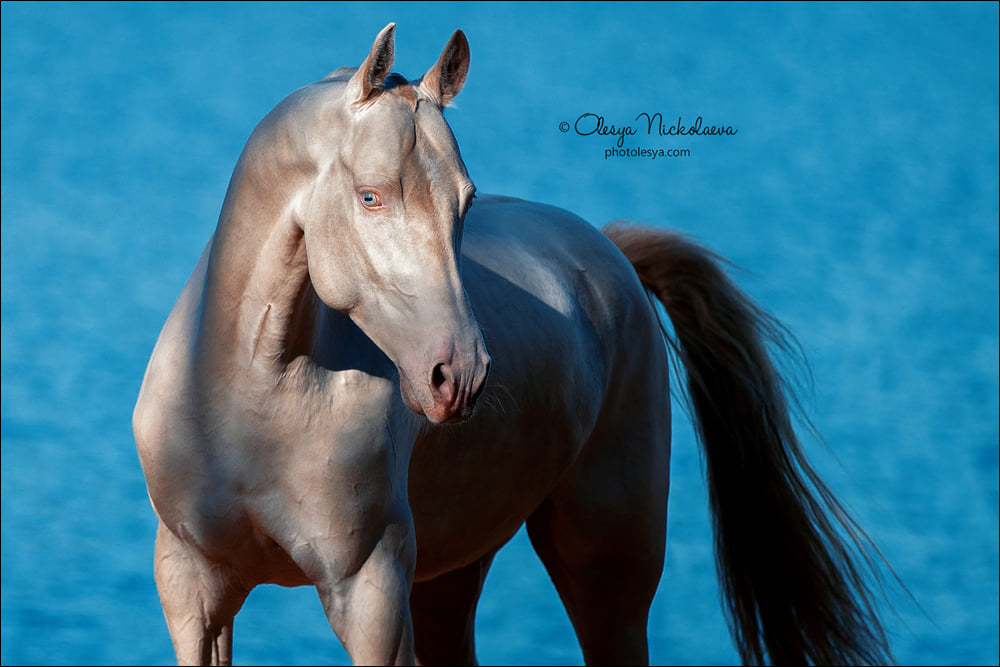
[
  {"xmin": 348, "ymin": 22, "xmax": 396, "ymax": 105},
  {"xmin": 419, "ymin": 30, "xmax": 470, "ymax": 107}
]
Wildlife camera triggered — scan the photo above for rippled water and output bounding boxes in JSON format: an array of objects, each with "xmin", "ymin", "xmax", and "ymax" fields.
[{"xmin": 2, "ymin": 2, "xmax": 997, "ymax": 665}]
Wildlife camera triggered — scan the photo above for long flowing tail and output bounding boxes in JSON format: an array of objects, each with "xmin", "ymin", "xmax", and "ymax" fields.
[{"xmin": 603, "ymin": 223, "xmax": 892, "ymax": 666}]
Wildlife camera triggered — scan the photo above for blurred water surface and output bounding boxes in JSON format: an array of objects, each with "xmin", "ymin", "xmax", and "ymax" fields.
[{"xmin": 2, "ymin": 2, "xmax": 997, "ymax": 665}]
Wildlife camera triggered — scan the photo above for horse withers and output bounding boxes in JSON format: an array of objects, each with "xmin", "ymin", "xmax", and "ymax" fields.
[{"xmin": 133, "ymin": 23, "xmax": 892, "ymax": 666}]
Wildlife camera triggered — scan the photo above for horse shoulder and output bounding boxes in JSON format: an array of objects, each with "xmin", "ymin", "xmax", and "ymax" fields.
[{"xmin": 134, "ymin": 237, "xmax": 214, "ymax": 461}]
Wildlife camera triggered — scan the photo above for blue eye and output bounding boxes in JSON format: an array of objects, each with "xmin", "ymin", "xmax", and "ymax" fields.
[{"xmin": 361, "ymin": 191, "xmax": 380, "ymax": 207}]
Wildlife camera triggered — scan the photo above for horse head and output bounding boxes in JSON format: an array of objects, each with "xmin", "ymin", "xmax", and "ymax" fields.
[{"xmin": 295, "ymin": 24, "xmax": 489, "ymax": 424}]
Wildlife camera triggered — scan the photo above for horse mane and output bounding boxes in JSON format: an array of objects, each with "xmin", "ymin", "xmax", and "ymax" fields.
[
  {"xmin": 323, "ymin": 66, "xmax": 356, "ymax": 81},
  {"xmin": 321, "ymin": 67, "xmax": 418, "ymax": 107}
]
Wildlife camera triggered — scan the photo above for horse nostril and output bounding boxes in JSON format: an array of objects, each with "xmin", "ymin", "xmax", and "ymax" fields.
[{"xmin": 430, "ymin": 363, "xmax": 456, "ymax": 403}]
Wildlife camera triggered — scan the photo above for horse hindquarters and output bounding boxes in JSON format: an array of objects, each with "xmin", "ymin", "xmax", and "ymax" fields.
[{"xmin": 603, "ymin": 223, "xmax": 891, "ymax": 666}]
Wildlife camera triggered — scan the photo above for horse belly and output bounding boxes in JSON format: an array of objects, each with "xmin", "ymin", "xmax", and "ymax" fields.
[{"xmin": 409, "ymin": 413, "xmax": 587, "ymax": 581}]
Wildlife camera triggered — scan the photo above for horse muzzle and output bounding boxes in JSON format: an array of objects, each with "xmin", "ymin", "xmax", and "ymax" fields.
[{"xmin": 399, "ymin": 341, "xmax": 491, "ymax": 425}]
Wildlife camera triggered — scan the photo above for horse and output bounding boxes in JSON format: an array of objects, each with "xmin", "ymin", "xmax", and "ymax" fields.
[{"xmin": 133, "ymin": 23, "xmax": 892, "ymax": 666}]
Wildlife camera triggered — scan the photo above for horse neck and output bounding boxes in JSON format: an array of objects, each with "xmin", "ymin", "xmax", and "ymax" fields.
[{"xmin": 197, "ymin": 139, "xmax": 316, "ymax": 380}]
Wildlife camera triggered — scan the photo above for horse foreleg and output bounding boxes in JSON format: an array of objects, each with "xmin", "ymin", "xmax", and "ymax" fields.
[
  {"xmin": 410, "ymin": 551, "xmax": 497, "ymax": 665},
  {"xmin": 154, "ymin": 522, "xmax": 249, "ymax": 666},
  {"xmin": 306, "ymin": 523, "xmax": 417, "ymax": 666}
]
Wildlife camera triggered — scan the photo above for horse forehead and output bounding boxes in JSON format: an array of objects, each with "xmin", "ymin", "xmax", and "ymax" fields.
[
  {"xmin": 352, "ymin": 96, "xmax": 417, "ymax": 145},
  {"xmin": 350, "ymin": 93, "xmax": 466, "ymax": 181}
]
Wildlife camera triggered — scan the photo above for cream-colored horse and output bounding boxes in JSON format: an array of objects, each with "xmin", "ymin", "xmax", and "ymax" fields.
[{"xmin": 134, "ymin": 24, "xmax": 891, "ymax": 666}]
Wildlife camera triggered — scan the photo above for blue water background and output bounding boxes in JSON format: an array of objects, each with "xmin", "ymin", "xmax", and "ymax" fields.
[{"xmin": 2, "ymin": 2, "xmax": 997, "ymax": 664}]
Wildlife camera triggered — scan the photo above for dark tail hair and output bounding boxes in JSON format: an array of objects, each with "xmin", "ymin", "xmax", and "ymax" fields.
[{"xmin": 603, "ymin": 223, "xmax": 892, "ymax": 666}]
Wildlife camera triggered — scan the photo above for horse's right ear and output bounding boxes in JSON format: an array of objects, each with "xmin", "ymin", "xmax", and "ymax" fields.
[{"xmin": 347, "ymin": 23, "xmax": 396, "ymax": 106}]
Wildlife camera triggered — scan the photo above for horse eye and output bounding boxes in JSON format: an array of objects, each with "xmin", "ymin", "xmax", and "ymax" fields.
[{"xmin": 360, "ymin": 191, "xmax": 380, "ymax": 208}]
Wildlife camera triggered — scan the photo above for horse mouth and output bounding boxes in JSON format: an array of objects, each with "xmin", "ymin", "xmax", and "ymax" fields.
[
  {"xmin": 439, "ymin": 407, "xmax": 475, "ymax": 425},
  {"xmin": 398, "ymin": 367, "xmax": 483, "ymax": 425}
]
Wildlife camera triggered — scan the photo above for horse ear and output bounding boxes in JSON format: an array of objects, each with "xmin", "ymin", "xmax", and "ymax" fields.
[
  {"xmin": 419, "ymin": 29, "xmax": 470, "ymax": 107},
  {"xmin": 348, "ymin": 23, "xmax": 396, "ymax": 105}
]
